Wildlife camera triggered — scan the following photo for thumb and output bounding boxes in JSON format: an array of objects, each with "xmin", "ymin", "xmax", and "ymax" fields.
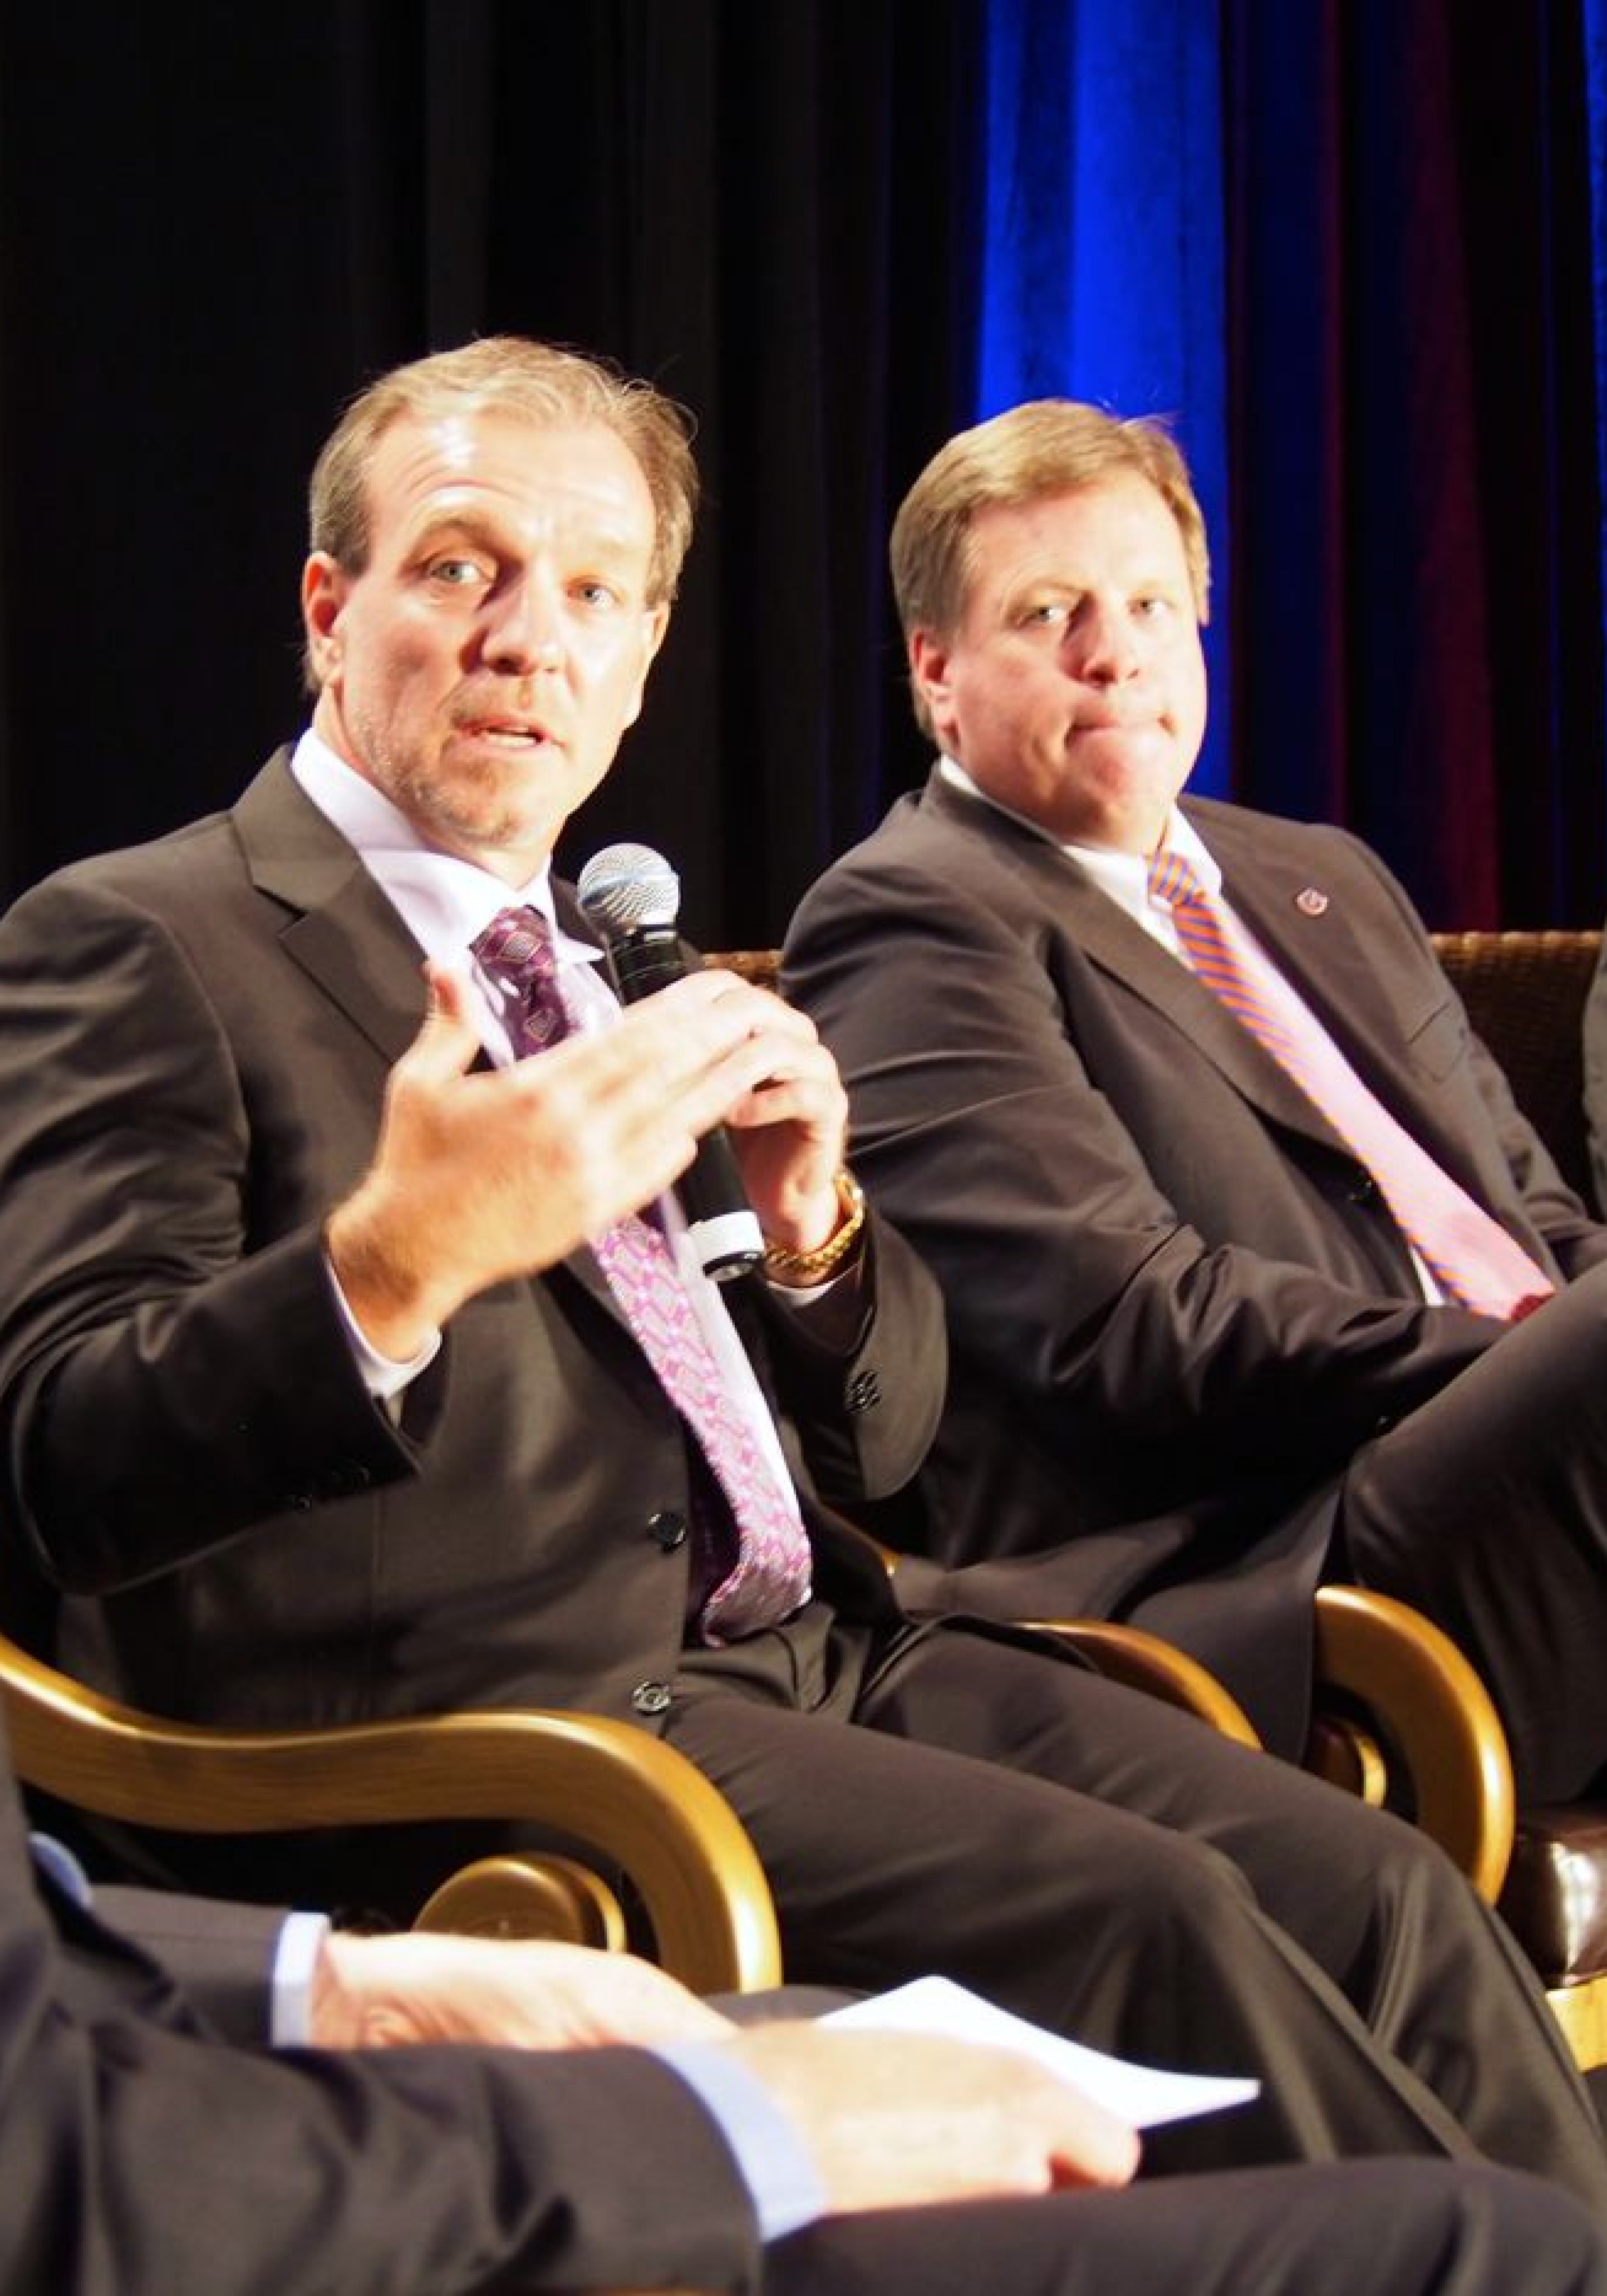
[{"xmin": 403, "ymin": 960, "xmax": 485, "ymax": 1082}]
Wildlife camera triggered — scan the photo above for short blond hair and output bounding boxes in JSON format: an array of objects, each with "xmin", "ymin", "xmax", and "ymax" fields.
[
  {"xmin": 304, "ymin": 338, "xmax": 698, "ymax": 684},
  {"xmin": 891, "ymin": 401, "xmax": 1211, "ymax": 739}
]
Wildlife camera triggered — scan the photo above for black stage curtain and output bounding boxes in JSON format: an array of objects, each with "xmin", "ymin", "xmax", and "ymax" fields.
[
  {"xmin": 0, "ymin": 0, "xmax": 980, "ymax": 944},
  {"xmin": 1227, "ymin": 0, "xmax": 1607, "ymax": 929}
]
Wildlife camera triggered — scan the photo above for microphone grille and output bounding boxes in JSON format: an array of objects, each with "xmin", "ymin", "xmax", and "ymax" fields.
[{"xmin": 575, "ymin": 842, "xmax": 681, "ymax": 933}]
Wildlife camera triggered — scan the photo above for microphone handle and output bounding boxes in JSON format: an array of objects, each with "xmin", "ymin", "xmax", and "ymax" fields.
[{"xmin": 604, "ymin": 925, "xmax": 765, "ymax": 1280}]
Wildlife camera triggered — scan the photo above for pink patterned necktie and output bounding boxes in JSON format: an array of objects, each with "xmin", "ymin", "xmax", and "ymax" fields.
[
  {"xmin": 1146, "ymin": 850, "xmax": 1553, "ymax": 1322},
  {"xmin": 471, "ymin": 906, "xmax": 813, "ymax": 1642}
]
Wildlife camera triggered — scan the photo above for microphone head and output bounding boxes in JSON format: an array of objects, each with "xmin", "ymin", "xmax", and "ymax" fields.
[{"xmin": 576, "ymin": 842, "xmax": 681, "ymax": 935}]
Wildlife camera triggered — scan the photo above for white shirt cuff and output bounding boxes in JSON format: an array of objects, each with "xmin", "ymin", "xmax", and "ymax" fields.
[
  {"xmin": 324, "ymin": 1252, "xmax": 441, "ymax": 1401},
  {"xmin": 650, "ymin": 2040, "xmax": 826, "ymax": 2240},
  {"xmin": 271, "ymin": 1911, "xmax": 333, "ymax": 2046}
]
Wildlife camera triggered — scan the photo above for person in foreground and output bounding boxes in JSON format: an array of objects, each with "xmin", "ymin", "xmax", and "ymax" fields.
[
  {"xmin": 0, "ymin": 341, "xmax": 1601, "ymax": 2209},
  {"xmin": 785, "ymin": 394, "xmax": 1607, "ymax": 1789},
  {"xmin": 25, "ymin": 1707, "xmax": 1595, "ymax": 2296}
]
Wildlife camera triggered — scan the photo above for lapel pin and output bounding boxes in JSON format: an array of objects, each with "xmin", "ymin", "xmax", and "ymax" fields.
[{"xmin": 1295, "ymin": 886, "xmax": 1329, "ymax": 916}]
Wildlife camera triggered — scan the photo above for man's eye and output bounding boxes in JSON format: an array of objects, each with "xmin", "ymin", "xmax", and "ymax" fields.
[
  {"xmin": 573, "ymin": 580, "xmax": 620, "ymax": 610},
  {"xmin": 427, "ymin": 558, "xmax": 485, "ymax": 587},
  {"xmin": 1022, "ymin": 602, "xmax": 1068, "ymax": 626},
  {"xmin": 1135, "ymin": 595, "xmax": 1174, "ymax": 621}
]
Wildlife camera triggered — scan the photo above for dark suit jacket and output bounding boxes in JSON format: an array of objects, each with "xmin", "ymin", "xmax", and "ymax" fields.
[
  {"xmin": 784, "ymin": 769, "xmax": 1607, "ymax": 1754},
  {"xmin": 0, "ymin": 1704, "xmax": 768, "ymax": 2295},
  {"xmin": 0, "ymin": 751, "xmax": 936, "ymax": 1835}
]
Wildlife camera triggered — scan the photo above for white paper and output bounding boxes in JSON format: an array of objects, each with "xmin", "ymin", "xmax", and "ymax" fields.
[{"xmin": 823, "ymin": 1975, "xmax": 1259, "ymax": 2131}]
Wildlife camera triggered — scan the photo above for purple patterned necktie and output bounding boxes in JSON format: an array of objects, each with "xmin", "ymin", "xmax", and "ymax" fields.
[
  {"xmin": 471, "ymin": 906, "xmax": 813, "ymax": 1641},
  {"xmin": 1147, "ymin": 849, "xmax": 1552, "ymax": 1321}
]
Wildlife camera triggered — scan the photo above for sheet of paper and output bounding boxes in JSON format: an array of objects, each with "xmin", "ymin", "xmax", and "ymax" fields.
[{"xmin": 823, "ymin": 1975, "xmax": 1260, "ymax": 2131}]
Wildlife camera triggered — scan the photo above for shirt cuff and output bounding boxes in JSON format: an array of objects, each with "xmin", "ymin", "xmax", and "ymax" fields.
[
  {"xmin": 650, "ymin": 2041, "xmax": 826, "ymax": 2241},
  {"xmin": 28, "ymin": 1831, "xmax": 93, "ymax": 1906},
  {"xmin": 271, "ymin": 1912, "xmax": 332, "ymax": 2046},
  {"xmin": 323, "ymin": 1250, "xmax": 441, "ymax": 1401}
]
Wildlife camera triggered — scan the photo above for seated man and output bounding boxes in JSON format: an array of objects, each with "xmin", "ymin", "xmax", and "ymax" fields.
[
  {"xmin": 785, "ymin": 394, "xmax": 1607, "ymax": 1799},
  {"xmin": 31, "ymin": 1706, "xmax": 1592, "ymax": 2296},
  {"xmin": 0, "ymin": 339, "xmax": 1602, "ymax": 2209}
]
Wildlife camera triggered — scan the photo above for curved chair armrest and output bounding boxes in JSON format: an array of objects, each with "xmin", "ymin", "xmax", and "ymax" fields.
[
  {"xmin": 826, "ymin": 1514, "xmax": 1263, "ymax": 1749},
  {"xmin": 0, "ymin": 1636, "xmax": 780, "ymax": 1993},
  {"xmin": 1024, "ymin": 1618, "xmax": 1263, "ymax": 1749},
  {"xmin": 1312, "ymin": 1585, "xmax": 1516, "ymax": 1903}
]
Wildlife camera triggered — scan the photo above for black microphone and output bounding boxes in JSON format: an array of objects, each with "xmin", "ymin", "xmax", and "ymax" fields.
[{"xmin": 575, "ymin": 841, "xmax": 765, "ymax": 1281}]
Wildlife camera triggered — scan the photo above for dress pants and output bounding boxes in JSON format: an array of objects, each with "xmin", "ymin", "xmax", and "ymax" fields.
[
  {"xmin": 769, "ymin": 2164, "xmax": 1607, "ymax": 2296},
  {"xmin": 1344, "ymin": 1257, "xmax": 1607, "ymax": 1802},
  {"xmin": 669, "ymin": 1620, "xmax": 1607, "ymax": 2210}
]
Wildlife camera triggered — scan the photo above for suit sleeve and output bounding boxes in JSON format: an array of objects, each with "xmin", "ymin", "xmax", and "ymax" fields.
[
  {"xmin": 786, "ymin": 844, "xmax": 1528, "ymax": 1474},
  {"xmin": 753, "ymin": 1213, "xmax": 947, "ymax": 1505},
  {"xmin": 3, "ymin": 1803, "xmax": 762, "ymax": 2294},
  {"xmin": 1342, "ymin": 830, "xmax": 1607, "ymax": 1281},
  {"xmin": 0, "ymin": 869, "xmax": 420, "ymax": 1595}
]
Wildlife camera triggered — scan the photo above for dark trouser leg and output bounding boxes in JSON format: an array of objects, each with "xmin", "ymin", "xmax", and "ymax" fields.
[
  {"xmin": 767, "ymin": 2164, "xmax": 1607, "ymax": 2296},
  {"xmin": 667, "ymin": 1630, "xmax": 1607, "ymax": 2206},
  {"xmin": 1343, "ymin": 1260, "xmax": 1607, "ymax": 1803}
]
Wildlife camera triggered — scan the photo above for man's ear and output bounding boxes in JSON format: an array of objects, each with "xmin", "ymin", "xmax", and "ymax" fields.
[
  {"xmin": 909, "ymin": 627, "xmax": 953, "ymax": 728},
  {"xmin": 301, "ymin": 553, "xmax": 350, "ymax": 684}
]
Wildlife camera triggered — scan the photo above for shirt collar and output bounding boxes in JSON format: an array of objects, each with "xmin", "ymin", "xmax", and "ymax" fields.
[
  {"xmin": 289, "ymin": 729, "xmax": 602, "ymax": 971},
  {"xmin": 934, "ymin": 753, "xmax": 1219, "ymax": 930}
]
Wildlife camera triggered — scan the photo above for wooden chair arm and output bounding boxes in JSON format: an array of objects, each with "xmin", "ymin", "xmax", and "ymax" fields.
[
  {"xmin": 1312, "ymin": 1585, "xmax": 1516, "ymax": 1903},
  {"xmin": 0, "ymin": 1635, "xmax": 780, "ymax": 1993},
  {"xmin": 827, "ymin": 1514, "xmax": 1263, "ymax": 1748},
  {"xmin": 1022, "ymin": 1617, "xmax": 1263, "ymax": 1749}
]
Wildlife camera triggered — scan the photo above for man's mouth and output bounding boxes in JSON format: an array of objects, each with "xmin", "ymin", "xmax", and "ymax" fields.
[{"xmin": 458, "ymin": 716, "xmax": 552, "ymax": 748}]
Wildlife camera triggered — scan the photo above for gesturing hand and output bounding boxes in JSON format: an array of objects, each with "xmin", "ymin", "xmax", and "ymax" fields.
[{"xmin": 327, "ymin": 962, "xmax": 813, "ymax": 1358}]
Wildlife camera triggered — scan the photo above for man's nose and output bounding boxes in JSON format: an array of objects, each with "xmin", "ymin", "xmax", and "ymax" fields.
[
  {"xmin": 483, "ymin": 577, "xmax": 563, "ymax": 673},
  {"xmin": 1068, "ymin": 602, "xmax": 1139, "ymax": 684}
]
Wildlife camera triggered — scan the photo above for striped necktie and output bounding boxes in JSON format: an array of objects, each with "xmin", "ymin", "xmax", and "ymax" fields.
[
  {"xmin": 471, "ymin": 906, "xmax": 813, "ymax": 1641},
  {"xmin": 1146, "ymin": 849, "xmax": 1552, "ymax": 1322}
]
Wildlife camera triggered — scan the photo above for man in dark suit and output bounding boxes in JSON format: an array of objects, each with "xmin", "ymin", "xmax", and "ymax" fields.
[
  {"xmin": 785, "ymin": 395, "xmax": 1607, "ymax": 1794},
  {"xmin": 15, "ymin": 1703, "xmax": 1607, "ymax": 2296},
  {"xmin": 0, "ymin": 340, "xmax": 1604, "ymax": 2206}
]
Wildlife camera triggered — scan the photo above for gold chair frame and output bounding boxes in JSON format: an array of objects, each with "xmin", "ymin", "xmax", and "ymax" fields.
[{"xmin": 0, "ymin": 1630, "xmax": 781, "ymax": 1994}]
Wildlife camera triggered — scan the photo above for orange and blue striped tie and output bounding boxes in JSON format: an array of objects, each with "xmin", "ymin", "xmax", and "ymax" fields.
[{"xmin": 1146, "ymin": 850, "xmax": 1552, "ymax": 1322}]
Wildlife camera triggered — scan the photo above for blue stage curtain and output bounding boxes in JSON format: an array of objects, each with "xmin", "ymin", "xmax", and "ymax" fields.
[
  {"xmin": 975, "ymin": 1, "xmax": 1607, "ymax": 925},
  {"xmin": 972, "ymin": 0, "xmax": 1232, "ymax": 794}
]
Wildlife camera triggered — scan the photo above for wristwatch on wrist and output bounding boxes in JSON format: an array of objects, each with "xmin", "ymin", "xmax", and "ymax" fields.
[{"xmin": 762, "ymin": 1169, "xmax": 867, "ymax": 1283}]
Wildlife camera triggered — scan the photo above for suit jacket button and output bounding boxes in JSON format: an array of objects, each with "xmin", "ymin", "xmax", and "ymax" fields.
[
  {"xmin": 325, "ymin": 1463, "xmax": 373, "ymax": 1500},
  {"xmin": 646, "ymin": 1509, "xmax": 689, "ymax": 1551},
  {"xmin": 632, "ymin": 1680, "xmax": 673, "ymax": 1716},
  {"xmin": 844, "ymin": 1370, "xmax": 881, "ymax": 1414},
  {"xmin": 1349, "ymin": 1171, "xmax": 1381, "ymax": 1208}
]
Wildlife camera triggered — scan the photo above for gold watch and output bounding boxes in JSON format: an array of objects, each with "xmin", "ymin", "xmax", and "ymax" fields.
[{"xmin": 763, "ymin": 1169, "xmax": 867, "ymax": 1283}]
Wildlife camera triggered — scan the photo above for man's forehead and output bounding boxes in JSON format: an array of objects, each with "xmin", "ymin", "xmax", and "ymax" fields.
[
  {"xmin": 961, "ymin": 476, "xmax": 1188, "ymax": 589},
  {"xmin": 367, "ymin": 408, "xmax": 655, "ymax": 544}
]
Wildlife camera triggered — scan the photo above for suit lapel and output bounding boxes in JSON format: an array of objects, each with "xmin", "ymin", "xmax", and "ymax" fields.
[
  {"xmin": 232, "ymin": 751, "xmax": 428, "ymax": 1067},
  {"xmin": 231, "ymin": 753, "xmax": 625, "ymax": 1324},
  {"xmin": 1198, "ymin": 801, "xmax": 1475, "ymax": 1178},
  {"xmin": 921, "ymin": 773, "xmax": 1349, "ymax": 1152}
]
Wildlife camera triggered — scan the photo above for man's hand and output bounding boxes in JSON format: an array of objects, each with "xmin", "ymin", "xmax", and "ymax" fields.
[
  {"xmin": 722, "ymin": 2024, "xmax": 1141, "ymax": 2205},
  {"xmin": 310, "ymin": 1932, "xmax": 738, "ymax": 2050},
  {"xmin": 703, "ymin": 974, "xmax": 850, "ymax": 1255},
  {"xmin": 310, "ymin": 1937, "xmax": 1139, "ymax": 2208},
  {"xmin": 327, "ymin": 964, "xmax": 830, "ymax": 1358}
]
